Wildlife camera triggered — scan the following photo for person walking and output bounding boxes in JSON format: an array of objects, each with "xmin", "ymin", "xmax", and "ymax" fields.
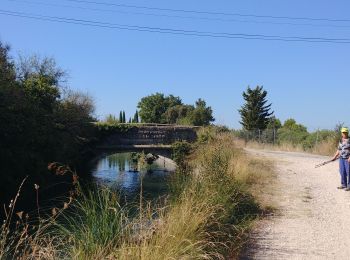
[{"xmin": 332, "ymin": 127, "xmax": 350, "ymax": 190}]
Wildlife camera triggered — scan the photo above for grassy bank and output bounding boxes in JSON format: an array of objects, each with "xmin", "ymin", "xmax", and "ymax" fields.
[{"xmin": 1, "ymin": 132, "xmax": 274, "ymax": 259}]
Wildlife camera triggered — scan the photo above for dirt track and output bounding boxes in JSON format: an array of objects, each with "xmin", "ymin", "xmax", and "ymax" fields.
[{"xmin": 241, "ymin": 149, "xmax": 350, "ymax": 260}]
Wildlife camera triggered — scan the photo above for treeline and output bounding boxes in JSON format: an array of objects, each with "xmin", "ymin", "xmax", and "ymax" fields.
[
  {"xmin": 0, "ymin": 42, "xmax": 96, "ymax": 204},
  {"xmin": 236, "ymin": 118, "xmax": 338, "ymax": 150},
  {"xmin": 103, "ymin": 93, "xmax": 215, "ymax": 126},
  {"xmin": 138, "ymin": 93, "xmax": 214, "ymax": 126},
  {"xmin": 105, "ymin": 110, "xmax": 139, "ymax": 124},
  {"xmin": 236, "ymin": 86, "xmax": 339, "ymax": 153}
]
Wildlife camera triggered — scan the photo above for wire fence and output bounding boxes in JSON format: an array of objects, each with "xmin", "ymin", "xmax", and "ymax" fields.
[
  {"xmin": 234, "ymin": 128, "xmax": 339, "ymax": 155},
  {"xmin": 234, "ymin": 129, "xmax": 278, "ymax": 144}
]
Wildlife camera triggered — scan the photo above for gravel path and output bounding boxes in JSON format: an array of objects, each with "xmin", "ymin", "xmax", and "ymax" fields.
[{"xmin": 241, "ymin": 149, "xmax": 350, "ymax": 260}]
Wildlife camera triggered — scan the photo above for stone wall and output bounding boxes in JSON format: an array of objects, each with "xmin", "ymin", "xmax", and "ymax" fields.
[{"xmin": 99, "ymin": 126, "xmax": 198, "ymax": 146}]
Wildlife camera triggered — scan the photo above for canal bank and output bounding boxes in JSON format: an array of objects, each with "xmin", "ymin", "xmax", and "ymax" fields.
[{"xmin": 0, "ymin": 132, "xmax": 274, "ymax": 259}]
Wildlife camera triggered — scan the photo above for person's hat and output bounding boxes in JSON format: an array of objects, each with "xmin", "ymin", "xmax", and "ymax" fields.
[{"xmin": 341, "ymin": 127, "xmax": 349, "ymax": 133}]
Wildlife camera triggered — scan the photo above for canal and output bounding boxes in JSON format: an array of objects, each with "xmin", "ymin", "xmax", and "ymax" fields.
[{"xmin": 90, "ymin": 152, "xmax": 177, "ymax": 202}]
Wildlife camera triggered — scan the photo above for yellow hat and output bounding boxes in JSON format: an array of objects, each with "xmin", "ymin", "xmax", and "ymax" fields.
[{"xmin": 341, "ymin": 127, "xmax": 349, "ymax": 133}]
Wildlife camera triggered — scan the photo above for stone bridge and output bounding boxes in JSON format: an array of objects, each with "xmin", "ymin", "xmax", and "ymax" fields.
[{"xmin": 94, "ymin": 124, "xmax": 199, "ymax": 158}]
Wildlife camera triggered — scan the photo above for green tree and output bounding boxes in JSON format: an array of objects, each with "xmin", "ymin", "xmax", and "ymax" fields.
[
  {"xmin": 163, "ymin": 105, "xmax": 194, "ymax": 124},
  {"xmin": 122, "ymin": 111, "xmax": 126, "ymax": 123},
  {"xmin": 0, "ymin": 44, "xmax": 96, "ymax": 207},
  {"xmin": 239, "ymin": 86, "xmax": 274, "ymax": 130},
  {"xmin": 133, "ymin": 110, "xmax": 139, "ymax": 123},
  {"xmin": 186, "ymin": 99, "xmax": 215, "ymax": 126},
  {"xmin": 119, "ymin": 111, "xmax": 123, "ymax": 122},
  {"xmin": 137, "ymin": 93, "xmax": 182, "ymax": 123},
  {"xmin": 277, "ymin": 119, "xmax": 309, "ymax": 145},
  {"xmin": 282, "ymin": 118, "xmax": 307, "ymax": 132},
  {"xmin": 0, "ymin": 42, "xmax": 16, "ymax": 86},
  {"xmin": 267, "ymin": 116, "xmax": 282, "ymax": 129},
  {"xmin": 105, "ymin": 114, "xmax": 118, "ymax": 123}
]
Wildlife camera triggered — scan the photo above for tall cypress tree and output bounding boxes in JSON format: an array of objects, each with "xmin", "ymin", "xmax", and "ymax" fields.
[
  {"xmin": 122, "ymin": 111, "xmax": 126, "ymax": 123},
  {"xmin": 238, "ymin": 86, "xmax": 274, "ymax": 130},
  {"xmin": 133, "ymin": 110, "xmax": 139, "ymax": 123},
  {"xmin": 119, "ymin": 111, "xmax": 123, "ymax": 123}
]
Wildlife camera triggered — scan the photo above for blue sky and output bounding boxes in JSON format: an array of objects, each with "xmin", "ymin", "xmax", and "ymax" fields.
[{"xmin": 1, "ymin": 0, "xmax": 350, "ymax": 131}]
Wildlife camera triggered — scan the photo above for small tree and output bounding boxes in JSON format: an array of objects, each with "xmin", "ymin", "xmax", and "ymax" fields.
[
  {"xmin": 267, "ymin": 116, "xmax": 282, "ymax": 130},
  {"xmin": 119, "ymin": 111, "xmax": 123, "ymax": 123},
  {"xmin": 122, "ymin": 111, "xmax": 126, "ymax": 123},
  {"xmin": 137, "ymin": 93, "xmax": 182, "ymax": 123},
  {"xmin": 133, "ymin": 110, "xmax": 139, "ymax": 123},
  {"xmin": 239, "ymin": 86, "xmax": 274, "ymax": 130},
  {"xmin": 187, "ymin": 99, "xmax": 215, "ymax": 126},
  {"xmin": 277, "ymin": 118, "xmax": 309, "ymax": 146}
]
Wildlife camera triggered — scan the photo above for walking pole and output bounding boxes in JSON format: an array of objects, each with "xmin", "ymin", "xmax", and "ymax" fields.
[{"xmin": 315, "ymin": 159, "xmax": 337, "ymax": 168}]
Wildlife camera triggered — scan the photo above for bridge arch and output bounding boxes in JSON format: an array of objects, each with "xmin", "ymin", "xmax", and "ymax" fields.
[{"xmin": 91, "ymin": 123, "xmax": 199, "ymax": 169}]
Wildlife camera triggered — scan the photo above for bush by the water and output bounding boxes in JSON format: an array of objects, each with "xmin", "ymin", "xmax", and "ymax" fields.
[{"xmin": 0, "ymin": 42, "xmax": 96, "ymax": 207}]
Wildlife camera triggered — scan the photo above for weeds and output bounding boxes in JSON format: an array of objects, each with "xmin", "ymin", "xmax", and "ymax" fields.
[{"xmin": 1, "ymin": 132, "xmax": 274, "ymax": 259}]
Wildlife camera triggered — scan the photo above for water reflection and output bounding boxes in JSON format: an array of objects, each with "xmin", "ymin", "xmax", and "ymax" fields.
[{"xmin": 91, "ymin": 153, "xmax": 175, "ymax": 200}]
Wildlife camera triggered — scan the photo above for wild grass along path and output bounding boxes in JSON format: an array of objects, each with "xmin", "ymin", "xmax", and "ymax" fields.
[{"xmin": 241, "ymin": 149, "xmax": 350, "ymax": 260}]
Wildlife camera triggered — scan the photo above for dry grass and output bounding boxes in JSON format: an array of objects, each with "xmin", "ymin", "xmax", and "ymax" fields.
[
  {"xmin": 244, "ymin": 141, "xmax": 304, "ymax": 153},
  {"xmin": 1, "ymin": 132, "xmax": 275, "ymax": 260},
  {"xmin": 243, "ymin": 137, "xmax": 336, "ymax": 157},
  {"xmin": 311, "ymin": 137, "xmax": 337, "ymax": 156}
]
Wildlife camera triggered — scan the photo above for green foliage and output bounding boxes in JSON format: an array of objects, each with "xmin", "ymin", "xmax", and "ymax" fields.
[
  {"xmin": 57, "ymin": 187, "xmax": 126, "ymax": 258},
  {"xmin": 266, "ymin": 116, "xmax": 282, "ymax": 129},
  {"xmin": 133, "ymin": 110, "xmax": 139, "ymax": 123},
  {"xmin": 171, "ymin": 141, "xmax": 192, "ymax": 165},
  {"xmin": 105, "ymin": 114, "xmax": 119, "ymax": 124},
  {"xmin": 0, "ymin": 42, "xmax": 16, "ymax": 86},
  {"xmin": 282, "ymin": 118, "xmax": 307, "ymax": 132},
  {"xmin": 122, "ymin": 111, "xmax": 126, "ymax": 123},
  {"xmin": 2, "ymin": 133, "xmax": 269, "ymax": 259},
  {"xmin": 276, "ymin": 119, "xmax": 338, "ymax": 150},
  {"xmin": 119, "ymin": 111, "xmax": 123, "ymax": 123},
  {"xmin": 277, "ymin": 119, "xmax": 309, "ymax": 146},
  {"xmin": 138, "ymin": 93, "xmax": 214, "ymax": 126},
  {"xmin": 137, "ymin": 93, "xmax": 182, "ymax": 123},
  {"xmin": 94, "ymin": 122, "xmax": 136, "ymax": 137},
  {"xmin": 186, "ymin": 99, "xmax": 215, "ymax": 126},
  {"xmin": 0, "ymin": 43, "xmax": 96, "ymax": 204},
  {"xmin": 163, "ymin": 104, "xmax": 192, "ymax": 124},
  {"xmin": 196, "ymin": 125, "xmax": 230, "ymax": 144},
  {"xmin": 239, "ymin": 86, "xmax": 274, "ymax": 130},
  {"xmin": 303, "ymin": 129, "xmax": 337, "ymax": 150}
]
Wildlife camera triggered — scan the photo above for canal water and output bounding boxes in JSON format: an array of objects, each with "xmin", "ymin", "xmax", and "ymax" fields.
[{"xmin": 90, "ymin": 152, "xmax": 176, "ymax": 202}]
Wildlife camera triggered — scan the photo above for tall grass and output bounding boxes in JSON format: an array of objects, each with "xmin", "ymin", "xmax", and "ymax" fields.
[
  {"xmin": 1, "ymin": 132, "xmax": 274, "ymax": 259},
  {"xmin": 0, "ymin": 177, "xmax": 64, "ymax": 260},
  {"xmin": 56, "ymin": 187, "xmax": 127, "ymax": 259},
  {"xmin": 114, "ymin": 133, "xmax": 271, "ymax": 259}
]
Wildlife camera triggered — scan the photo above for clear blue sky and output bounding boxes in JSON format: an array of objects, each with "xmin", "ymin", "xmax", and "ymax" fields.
[{"xmin": 1, "ymin": 0, "xmax": 350, "ymax": 131}]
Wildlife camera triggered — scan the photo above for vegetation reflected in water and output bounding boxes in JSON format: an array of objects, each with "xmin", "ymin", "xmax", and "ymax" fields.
[{"xmin": 91, "ymin": 152, "xmax": 174, "ymax": 201}]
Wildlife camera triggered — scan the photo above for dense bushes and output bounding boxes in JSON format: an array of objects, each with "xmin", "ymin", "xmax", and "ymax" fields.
[
  {"xmin": 235, "ymin": 117, "xmax": 340, "ymax": 155},
  {"xmin": 0, "ymin": 42, "xmax": 96, "ymax": 205},
  {"xmin": 276, "ymin": 119, "xmax": 338, "ymax": 151},
  {"xmin": 137, "ymin": 93, "xmax": 215, "ymax": 126}
]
